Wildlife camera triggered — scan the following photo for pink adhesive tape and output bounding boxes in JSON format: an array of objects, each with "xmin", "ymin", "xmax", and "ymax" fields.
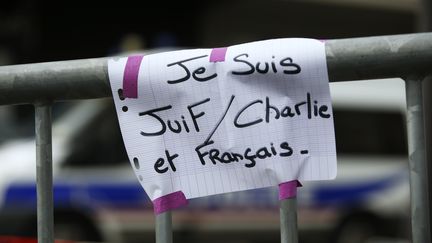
[
  {"xmin": 209, "ymin": 47, "xmax": 228, "ymax": 62},
  {"xmin": 153, "ymin": 191, "xmax": 188, "ymax": 215},
  {"xmin": 278, "ymin": 180, "xmax": 302, "ymax": 200},
  {"xmin": 122, "ymin": 55, "xmax": 144, "ymax": 98}
]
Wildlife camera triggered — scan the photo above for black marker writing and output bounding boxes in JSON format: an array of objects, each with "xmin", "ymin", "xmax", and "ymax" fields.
[
  {"xmin": 204, "ymin": 95, "xmax": 235, "ymax": 144},
  {"xmin": 138, "ymin": 97, "xmax": 211, "ymax": 136},
  {"xmin": 167, "ymin": 55, "xmax": 217, "ymax": 84},
  {"xmin": 234, "ymin": 93, "xmax": 330, "ymax": 128},
  {"xmin": 139, "ymin": 105, "xmax": 172, "ymax": 136},
  {"xmin": 234, "ymin": 99, "xmax": 263, "ymax": 128},
  {"xmin": 232, "ymin": 54, "xmax": 254, "ymax": 75},
  {"xmin": 195, "ymin": 141, "xmax": 294, "ymax": 168},
  {"xmin": 154, "ymin": 150, "xmax": 178, "ymax": 174},
  {"xmin": 232, "ymin": 53, "xmax": 301, "ymax": 76},
  {"xmin": 188, "ymin": 98, "xmax": 211, "ymax": 132}
]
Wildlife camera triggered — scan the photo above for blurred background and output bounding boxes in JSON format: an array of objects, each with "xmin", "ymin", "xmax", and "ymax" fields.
[{"xmin": 0, "ymin": 0, "xmax": 431, "ymax": 242}]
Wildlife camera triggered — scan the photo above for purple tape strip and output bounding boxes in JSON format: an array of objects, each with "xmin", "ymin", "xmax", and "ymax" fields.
[
  {"xmin": 153, "ymin": 191, "xmax": 188, "ymax": 215},
  {"xmin": 123, "ymin": 55, "xmax": 144, "ymax": 98},
  {"xmin": 210, "ymin": 47, "xmax": 228, "ymax": 62},
  {"xmin": 278, "ymin": 180, "xmax": 302, "ymax": 200}
]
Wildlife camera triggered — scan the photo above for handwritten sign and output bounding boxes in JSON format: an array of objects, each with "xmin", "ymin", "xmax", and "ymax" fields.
[{"xmin": 108, "ymin": 38, "xmax": 337, "ymax": 202}]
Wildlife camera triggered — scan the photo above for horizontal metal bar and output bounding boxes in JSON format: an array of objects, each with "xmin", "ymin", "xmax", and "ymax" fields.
[
  {"xmin": 326, "ymin": 33, "xmax": 432, "ymax": 81},
  {"xmin": 0, "ymin": 33, "xmax": 431, "ymax": 105},
  {"xmin": 0, "ymin": 58, "xmax": 110, "ymax": 105}
]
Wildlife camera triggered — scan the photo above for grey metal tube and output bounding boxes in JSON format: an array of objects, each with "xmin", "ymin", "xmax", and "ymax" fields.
[
  {"xmin": 156, "ymin": 211, "xmax": 173, "ymax": 243},
  {"xmin": 405, "ymin": 77, "xmax": 431, "ymax": 243},
  {"xmin": 0, "ymin": 33, "xmax": 432, "ymax": 105},
  {"xmin": 280, "ymin": 198, "xmax": 298, "ymax": 243},
  {"xmin": 326, "ymin": 33, "xmax": 432, "ymax": 81},
  {"xmin": 0, "ymin": 58, "xmax": 110, "ymax": 105},
  {"xmin": 35, "ymin": 102, "xmax": 54, "ymax": 243}
]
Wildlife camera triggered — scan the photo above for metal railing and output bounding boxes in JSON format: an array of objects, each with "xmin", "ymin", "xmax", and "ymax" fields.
[{"xmin": 0, "ymin": 32, "xmax": 431, "ymax": 243}]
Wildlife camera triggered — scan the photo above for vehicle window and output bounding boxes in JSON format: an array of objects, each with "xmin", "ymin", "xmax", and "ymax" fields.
[
  {"xmin": 0, "ymin": 102, "xmax": 75, "ymax": 143},
  {"xmin": 64, "ymin": 103, "xmax": 128, "ymax": 167},
  {"xmin": 333, "ymin": 109, "xmax": 407, "ymax": 155}
]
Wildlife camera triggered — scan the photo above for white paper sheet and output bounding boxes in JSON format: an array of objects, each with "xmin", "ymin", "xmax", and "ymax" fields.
[{"xmin": 108, "ymin": 38, "xmax": 337, "ymax": 200}]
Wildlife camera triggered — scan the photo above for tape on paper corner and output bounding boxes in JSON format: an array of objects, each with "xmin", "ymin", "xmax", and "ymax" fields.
[
  {"xmin": 153, "ymin": 191, "xmax": 188, "ymax": 214},
  {"xmin": 123, "ymin": 55, "xmax": 144, "ymax": 98},
  {"xmin": 209, "ymin": 47, "xmax": 228, "ymax": 62},
  {"xmin": 278, "ymin": 180, "xmax": 302, "ymax": 200}
]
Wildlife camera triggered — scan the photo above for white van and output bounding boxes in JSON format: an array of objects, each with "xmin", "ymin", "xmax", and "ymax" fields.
[{"xmin": 0, "ymin": 79, "xmax": 409, "ymax": 243}]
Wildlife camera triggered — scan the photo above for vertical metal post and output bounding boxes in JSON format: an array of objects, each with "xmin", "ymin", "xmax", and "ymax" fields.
[
  {"xmin": 156, "ymin": 211, "xmax": 173, "ymax": 243},
  {"xmin": 405, "ymin": 77, "xmax": 431, "ymax": 243},
  {"xmin": 35, "ymin": 102, "xmax": 54, "ymax": 243},
  {"xmin": 280, "ymin": 198, "xmax": 298, "ymax": 243}
]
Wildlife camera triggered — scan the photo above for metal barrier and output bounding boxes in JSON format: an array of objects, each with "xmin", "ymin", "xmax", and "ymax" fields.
[{"xmin": 0, "ymin": 33, "xmax": 431, "ymax": 243}]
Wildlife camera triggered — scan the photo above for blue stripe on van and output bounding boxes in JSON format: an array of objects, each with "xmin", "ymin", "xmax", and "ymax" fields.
[
  {"xmin": 312, "ymin": 172, "xmax": 406, "ymax": 207},
  {"xmin": 4, "ymin": 183, "xmax": 150, "ymax": 209},
  {"xmin": 3, "ymin": 171, "xmax": 407, "ymax": 209}
]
